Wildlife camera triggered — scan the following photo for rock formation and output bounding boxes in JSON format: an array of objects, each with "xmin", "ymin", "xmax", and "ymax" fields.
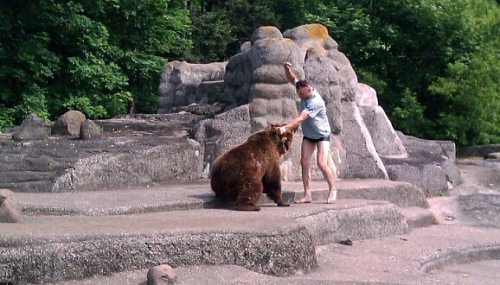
[
  {"xmin": 0, "ymin": 189, "xmax": 24, "ymax": 223},
  {"xmin": 11, "ymin": 113, "xmax": 51, "ymax": 141},
  {"xmin": 158, "ymin": 61, "xmax": 227, "ymax": 114},
  {"xmin": 0, "ymin": 24, "xmax": 462, "ymax": 195},
  {"xmin": 163, "ymin": 24, "xmax": 462, "ymax": 194},
  {"xmin": 51, "ymin": 110, "xmax": 86, "ymax": 136}
]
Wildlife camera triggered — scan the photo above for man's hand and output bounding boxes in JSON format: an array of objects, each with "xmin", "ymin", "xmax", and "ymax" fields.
[
  {"xmin": 284, "ymin": 62, "xmax": 296, "ymax": 83},
  {"xmin": 276, "ymin": 126, "xmax": 286, "ymax": 135}
]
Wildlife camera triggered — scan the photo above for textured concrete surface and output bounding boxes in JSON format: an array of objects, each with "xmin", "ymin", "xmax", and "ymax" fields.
[
  {"xmin": 40, "ymin": 223, "xmax": 500, "ymax": 285},
  {"xmin": 1, "ymin": 161, "xmax": 499, "ymax": 285},
  {"xmin": 17, "ymin": 179, "xmax": 426, "ymax": 216},
  {"xmin": 1, "ymin": 179, "xmax": 417, "ymax": 284}
]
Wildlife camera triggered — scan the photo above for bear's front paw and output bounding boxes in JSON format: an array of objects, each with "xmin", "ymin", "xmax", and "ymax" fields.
[
  {"xmin": 237, "ymin": 205, "xmax": 261, "ymax": 211},
  {"xmin": 277, "ymin": 201, "xmax": 290, "ymax": 207}
]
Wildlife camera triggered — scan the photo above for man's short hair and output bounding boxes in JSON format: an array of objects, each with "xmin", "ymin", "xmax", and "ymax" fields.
[{"xmin": 295, "ymin": 80, "xmax": 309, "ymax": 89}]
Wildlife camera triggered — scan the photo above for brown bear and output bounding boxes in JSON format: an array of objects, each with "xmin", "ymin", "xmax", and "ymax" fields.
[{"xmin": 210, "ymin": 124, "xmax": 295, "ymax": 211}]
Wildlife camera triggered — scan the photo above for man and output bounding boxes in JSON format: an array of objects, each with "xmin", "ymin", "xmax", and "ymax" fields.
[{"xmin": 276, "ymin": 62, "xmax": 337, "ymax": 204}]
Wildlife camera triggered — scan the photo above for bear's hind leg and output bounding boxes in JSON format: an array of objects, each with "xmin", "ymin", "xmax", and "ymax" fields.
[
  {"xmin": 236, "ymin": 182, "xmax": 263, "ymax": 211},
  {"xmin": 265, "ymin": 189, "xmax": 290, "ymax": 207},
  {"xmin": 263, "ymin": 177, "xmax": 290, "ymax": 207}
]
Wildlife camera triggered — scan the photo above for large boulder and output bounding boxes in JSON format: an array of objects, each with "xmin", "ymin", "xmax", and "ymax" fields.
[
  {"xmin": 79, "ymin": 119, "xmax": 102, "ymax": 140},
  {"xmin": 147, "ymin": 264, "xmax": 177, "ymax": 285},
  {"xmin": 340, "ymin": 102, "xmax": 388, "ymax": 179},
  {"xmin": 381, "ymin": 132, "xmax": 463, "ymax": 196},
  {"xmin": 11, "ymin": 113, "xmax": 51, "ymax": 141},
  {"xmin": 51, "ymin": 110, "xmax": 86, "ymax": 136},
  {"xmin": 157, "ymin": 61, "xmax": 227, "ymax": 113},
  {"xmin": 0, "ymin": 134, "xmax": 204, "ymax": 193},
  {"xmin": 359, "ymin": 105, "xmax": 407, "ymax": 158},
  {"xmin": 0, "ymin": 189, "xmax": 24, "ymax": 223},
  {"xmin": 207, "ymin": 24, "xmax": 390, "ymax": 181},
  {"xmin": 162, "ymin": 23, "xmax": 462, "ymax": 194}
]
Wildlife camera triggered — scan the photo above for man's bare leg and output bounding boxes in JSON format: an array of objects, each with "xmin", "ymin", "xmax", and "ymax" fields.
[
  {"xmin": 296, "ymin": 139, "xmax": 316, "ymax": 203},
  {"xmin": 328, "ymin": 153, "xmax": 338, "ymax": 179},
  {"xmin": 317, "ymin": 141, "xmax": 337, "ymax": 203}
]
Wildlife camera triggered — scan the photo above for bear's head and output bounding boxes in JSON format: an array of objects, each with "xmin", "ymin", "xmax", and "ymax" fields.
[{"xmin": 269, "ymin": 124, "xmax": 295, "ymax": 155}]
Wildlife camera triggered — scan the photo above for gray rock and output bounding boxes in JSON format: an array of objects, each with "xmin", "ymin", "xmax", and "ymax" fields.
[
  {"xmin": 0, "ymin": 189, "xmax": 24, "ymax": 223},
  {"xmin": 51, "ymin": 110, "xmax": 86, "ymax": 136},
  {"xmin": 195, "ymin": 80, "xmax": 225, "ymax": 105},
  {"xmin": 170, "ymin": 103, "xmax": 225, "ymax": 117},
  {"xmin": 0, "ymin": 135, "xmax": 204, "ymax": 193},
  {"xmin": 250, "ymin": 26, "xmax": 283, "ymax": 43},
  {"xmin": 297, "ymin": 202, "xmax": 408, "ymax": 246},
  {"xmin": 340, "ymin": 102, "xmax": 388, "ymax": 179},
  {"xmin": 458, "ymin": 194, "xmax": 500, "ymax": 228},
  {"xmin": 385, "ymin": 163, "xmax": 450, "ymax": 196},
  {"xmin": 11, "ymin": 113, "xmax": 50, "ymax": 141},
  {"xmin": 382, "ymin": 132, "xmax": 463, "ymax": 195},
  {"xmin": 51, "ymin": 137, "xmax": 203, "ymax": 192},
  {"xmin": 360, "ymin": 105, "xmax": 407, "ymax": 158},
  {"xmin": 240, "ymin": 41, "xmax": 251, "ymax": 53},
  {"xmin": 0, "ymin": 224, "xmax": 317, "ymax": 284},
  {"xmin": 147, "ymin": 264, "xmax": 177, "ymax": 285},
  {"xmin": 356, "ymin": 82, "xmax": 379, "ymax": 106},
  {"xmin": 485, "ymin": 152, "xmax": 500, "ymax": 160},
  {"xmin": 157, "ymin": 61, "xmax": 227, "ymax": 113},
  {"xmin": 79, "ymin": 119, "xmax": 102, "ymax": 140}
]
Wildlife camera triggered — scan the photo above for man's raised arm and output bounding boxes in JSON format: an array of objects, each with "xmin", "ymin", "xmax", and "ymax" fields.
[{"xmin": 284, "ymin": 62, "xmax": 297, "ymax": 84}]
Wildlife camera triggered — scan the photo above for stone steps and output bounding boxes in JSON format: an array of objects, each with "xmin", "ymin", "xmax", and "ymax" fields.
[
  {"xmin": 0, "ymin": 137, "xmax": 204, "ymax": 193},
  {"xmin": 0, "ymin": 179, "xmax": 435, "ymax": 284},
  {"xmin": 401, "ymin": 206, "xmax": 437, "ymax": 229},
  {"xmin": 0, "ymin": 201, "xmax": 408, "ymax": 284}
]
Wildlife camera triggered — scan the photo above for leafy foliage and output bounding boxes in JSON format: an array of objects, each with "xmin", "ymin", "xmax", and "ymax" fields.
[
  {"xmin": 191, "ymin": 10, "xmax": 235, "ymax": 63},
  {"xmin": 429, "ymin": 0, "xmax": 500, "ymax": 145},
  {"xmin": 302, "ymin": 0, "xmax": 500, "ymax": 146},
  {"xmin": 188, "ymin": 0, "xmax": 276, "ymax": 62},
  {"xmin": 1, "ymin": 0, "xmax": 500, "ymax": 147},
  {"xmin": 0, "ymin": 0, "xmax": 191, "ymax": 128}
]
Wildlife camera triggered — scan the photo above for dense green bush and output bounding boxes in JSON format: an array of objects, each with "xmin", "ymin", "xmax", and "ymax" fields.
[
  {"xmin": 0, "ymin": 0, "xmax": 191, "ymax": 126},
  {"xmin": 303, "ymin": 0, "xmax": 500, "ymax": 146},
  {"xmin": 1, "ymin": 0, "xmax": 499, "ymax": 146}
]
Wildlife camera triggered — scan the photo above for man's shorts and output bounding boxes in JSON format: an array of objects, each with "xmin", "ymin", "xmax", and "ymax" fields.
[{"xmin": 303, "ymin": 136, "xmax": 330, "ymax": 143}]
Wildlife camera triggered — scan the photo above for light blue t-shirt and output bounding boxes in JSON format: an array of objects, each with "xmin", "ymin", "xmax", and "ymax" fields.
[{"xmin": 300, "ymin": 88, "xmax": 332, "ymax": 139}]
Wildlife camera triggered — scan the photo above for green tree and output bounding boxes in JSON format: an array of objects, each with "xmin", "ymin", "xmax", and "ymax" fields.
[
  {"xmin": 191, "ymin": 10, "xmax": 235, "ymax": 62},
  {"xmin": 44, "ymin": 1, "xmax": 131, "ymax": 118},
  {"xmin": 302, "ymin": 0, "xmax": 495, "ymax": 145},
  {"xmin": 0, "ymin": 1, "xmax": 57, "ymax": 126},
  {"xmin": 222, "ymin": 0, "xmax": 276, "ymax": 55},
  {"xmin": 429, "ymin": 0, "xmax": 500, "ymax": 145},
  {"xmin": 89, "ymin": 0, "xmax": 192, "ymax": 113},
  {"xmin": 188, "ymin": 0, "xmax": 276, "ymax": 62},
  {"xmin": 0, "ymin": 0, "xmax": 193, "ymax": 130}
]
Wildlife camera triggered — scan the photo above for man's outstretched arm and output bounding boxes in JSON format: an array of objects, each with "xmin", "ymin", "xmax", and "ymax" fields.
[{"xmin": 277, "ymin": 111, "xmax": 308, "ymax": 135}]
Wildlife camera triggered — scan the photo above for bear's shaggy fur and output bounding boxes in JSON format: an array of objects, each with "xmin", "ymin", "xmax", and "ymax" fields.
[{"xmin": 210, "ymin": 124, "xmax": 295, "ymax": 211}]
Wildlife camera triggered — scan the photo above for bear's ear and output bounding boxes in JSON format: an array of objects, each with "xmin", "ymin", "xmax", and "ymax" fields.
[
  {"xmin": 270, "ymin": 126, "xmax": 279, "ymax": 136},
  {"xmin": 270, "ymin": 123, "xmax": 281, "ymax": 129}
]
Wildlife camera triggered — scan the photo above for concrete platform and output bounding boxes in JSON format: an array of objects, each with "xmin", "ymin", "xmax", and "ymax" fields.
[
  {"xmin": 1, "ymin": 179, "xmax": 425, "ymax": 284},
  {"xmin": 2, "ymin": 163, "xmax": 500, "ymax": 285},
  {"xmin": 17, "ymin": 179, "xmax": 427, "ymax": 216}
]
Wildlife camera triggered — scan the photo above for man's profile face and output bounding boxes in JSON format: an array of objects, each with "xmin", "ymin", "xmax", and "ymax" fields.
[{"xmin": 296, "ymin": 86, "xmax": 311, "ymax": 99}]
